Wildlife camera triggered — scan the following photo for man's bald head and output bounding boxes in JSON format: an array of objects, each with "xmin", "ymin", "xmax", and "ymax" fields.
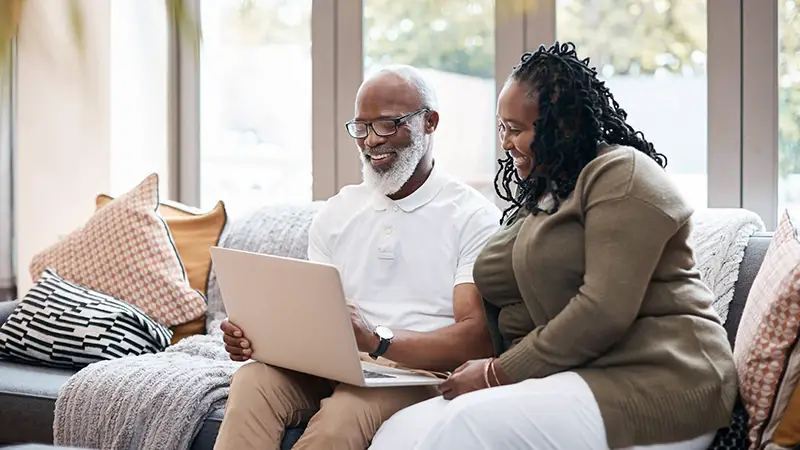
[{"xmin": 357, "ymin": 65, "xmax": 438, "ymax": 112}]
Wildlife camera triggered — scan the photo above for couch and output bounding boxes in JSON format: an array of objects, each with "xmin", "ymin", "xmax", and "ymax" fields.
[{"xmin": 0, "ymin": 203, "xmax": 773, "ymax": 449}]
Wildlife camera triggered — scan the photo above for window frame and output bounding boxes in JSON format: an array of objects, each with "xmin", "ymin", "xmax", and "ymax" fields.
[
  {"xmin": 173, "ymin": 0, "xmax": 786, "ymax": 230},
  {"xmin": 0, "ymin": 38, "xmax": 16, "ymax": 291},
  {"xmin": 742, "ymin": 0, "xmax": 780, "ymax": 230}
]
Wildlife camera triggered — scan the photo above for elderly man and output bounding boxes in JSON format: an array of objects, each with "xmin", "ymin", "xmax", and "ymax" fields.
[{"xmin": 214, "ymin": 65, "xmax": 501, "ymax": 450}]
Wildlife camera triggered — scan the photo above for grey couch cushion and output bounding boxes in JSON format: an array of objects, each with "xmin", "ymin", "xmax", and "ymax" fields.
[
  {"xmin": 0, "ymin": 360, "xmax": 75, "ymax": 444},
  {"xmin": 724, "ymin": 232, "xmax": 773, "ymax": 348}
]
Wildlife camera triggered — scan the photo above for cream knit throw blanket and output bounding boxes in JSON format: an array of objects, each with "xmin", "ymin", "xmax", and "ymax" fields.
[
  {"xmin": 51, "ymin": 207, "xmax": 764, "ymax": 450},
  {"xmin": 687, "ymin": 208, "xmax": 765, "ymax": 323},
  {"xmin": 53, "ymin": 319, "xmax": 239, "ymax": 450}
]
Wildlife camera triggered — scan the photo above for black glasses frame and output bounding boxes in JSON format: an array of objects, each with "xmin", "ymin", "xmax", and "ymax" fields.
[{"xmin": 344, "ymin": 108, "xmax": 430, "ymax": 139}]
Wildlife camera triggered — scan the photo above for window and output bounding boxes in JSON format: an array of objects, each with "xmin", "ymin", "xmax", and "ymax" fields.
[
  {"xmin": 557, "ymin": 0, "xmax": 708, "ymax": 210},
  {"xmin": 779, "ymin": 0, "xmax": 800, "ymax": 220},
  {"xmin": 110, "ymin": 0, "xmax": 170, "ymax": 197},
  {"xmin": 199, "ymin": 0, "xmax": 313, "ymax": 216},
  {"xmin": 177, "ymin": 1, "xmax": 785, "ymax": 228},
  {"xmin": 362, "ymin": 0, "xmax": 497, "ymax": 199}
]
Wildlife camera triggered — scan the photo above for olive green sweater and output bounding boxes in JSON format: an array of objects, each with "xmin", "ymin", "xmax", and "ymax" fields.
[{"xmin": 474, "ymin": 146, "xmax": 737, "ymax": 448}]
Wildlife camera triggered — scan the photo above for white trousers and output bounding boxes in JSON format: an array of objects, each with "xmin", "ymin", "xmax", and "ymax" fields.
[{"xmin": 369, "ymin": 372, "xmax": 716, "ymax": 450}]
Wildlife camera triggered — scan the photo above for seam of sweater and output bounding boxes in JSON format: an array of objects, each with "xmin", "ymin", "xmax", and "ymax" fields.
[
  {"xmin": 621, "ymin": 147, "xmax": 637, "ymax": 197},
  {"xmin": 604, "ymin": 148, "xmax": 683, "ymax": 230}
]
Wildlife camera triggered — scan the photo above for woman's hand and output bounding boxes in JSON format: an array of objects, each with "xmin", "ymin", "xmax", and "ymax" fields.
[
  {"xmin": 438, "ymin": 358, "xmax": 493, "ymax": 400},
  {"xmin": 220, "ymin": 318, "xmax": 251, "ymax": 362},
  {"xmin": 438, "ymin": 358, "xmax": 514, "ymax": 400}
]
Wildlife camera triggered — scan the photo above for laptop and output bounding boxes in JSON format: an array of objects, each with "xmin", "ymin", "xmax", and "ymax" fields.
[{"xmin": 209, "ymin": 246, "xmax": 444, "ymax": 388}]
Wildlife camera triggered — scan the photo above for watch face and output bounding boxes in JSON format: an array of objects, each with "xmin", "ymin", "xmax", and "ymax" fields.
[{"xmin": 375, "ymin": 325, "xmax": 394, "ymax": 340}]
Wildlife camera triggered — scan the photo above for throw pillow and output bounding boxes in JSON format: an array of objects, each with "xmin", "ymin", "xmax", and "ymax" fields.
[
  {"xmin": 0, "ymin": 270, "xmax": 172, "ymax": 368},
  {"xmin": 29, "ymin": 173, "xmax": 206, "ymax": 327},
  {"xmin": 96, "ymin": 195, "xmax": 227, "ymax": 343},
  {"xmin": 95, "ymin": 194, "xmax": 227, "ymax": 295},
  {"xmin": 733, "ymin": 210, "xmax": 800, "ymax": 449}
]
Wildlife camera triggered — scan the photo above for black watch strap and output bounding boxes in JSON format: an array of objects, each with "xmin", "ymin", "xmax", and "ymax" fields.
[{"xmin": 369, "ymin": 337, "xmax": 391, "ymax": 359}]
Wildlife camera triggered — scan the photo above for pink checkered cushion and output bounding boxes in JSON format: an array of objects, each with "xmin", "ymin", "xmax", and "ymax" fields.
[
  {"xmin": 29, "ymin": 174, "xmax": 206, "ymax": 327},
  {"xmin": 733, "ymin": 211, "xmax": 800, "ymax": 449}
]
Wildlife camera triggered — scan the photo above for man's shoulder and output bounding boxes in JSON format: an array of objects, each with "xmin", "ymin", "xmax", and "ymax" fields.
[
  {"xmin": 437, "ymin": 175, "xmax": 501, "ymax": 219},
  {"xmin": 325, "ymin": 182, "xmax": 374, "ymax": 208},
  {"xmin": 311, "ymin": 182, "xmax": 373, "ymax": 229}
]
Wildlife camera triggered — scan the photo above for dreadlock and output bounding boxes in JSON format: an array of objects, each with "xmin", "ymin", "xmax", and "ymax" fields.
[{"xmin": 494, "ymin": 41, "xmax": 667, "ymax": 223}]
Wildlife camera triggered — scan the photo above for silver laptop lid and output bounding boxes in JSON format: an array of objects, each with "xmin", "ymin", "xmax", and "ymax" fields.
[{"xmin": 209, "ymin": 246, "xmax": 365, "ymax": 385}]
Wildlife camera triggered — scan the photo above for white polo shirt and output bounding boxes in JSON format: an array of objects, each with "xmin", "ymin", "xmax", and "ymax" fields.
[{"xmin": 308, "ymin": 166, "xmax": 501, "ymax": 332}]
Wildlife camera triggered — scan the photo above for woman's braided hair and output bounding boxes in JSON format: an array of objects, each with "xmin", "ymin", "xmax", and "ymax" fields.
[{"xmin": 494, "ymin": 42, "xmax": 667, "ymax": 222}]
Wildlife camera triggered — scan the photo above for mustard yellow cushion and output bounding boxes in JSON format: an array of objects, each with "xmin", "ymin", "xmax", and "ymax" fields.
[
  {"xmin": 169, "ymin": 316, "xmax": 206, "ymax": 345},
  {"xmin": 774, "ymin": 380, "xmax": 800, "ymax": 446}
]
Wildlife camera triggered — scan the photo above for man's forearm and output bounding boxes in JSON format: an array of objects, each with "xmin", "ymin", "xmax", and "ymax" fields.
[{"xmin": 374, "ymin": 318, "xmax": 494, "ymax": 372}]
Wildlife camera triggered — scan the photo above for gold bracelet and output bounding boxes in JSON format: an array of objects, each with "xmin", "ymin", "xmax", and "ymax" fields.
[
  {"xmin": 489, "ymin": 358, "xmax": 501, "ymax": 386},
  {"xmin": 483, "ymin": 359, "xmax": 492, "ymax": 388}
]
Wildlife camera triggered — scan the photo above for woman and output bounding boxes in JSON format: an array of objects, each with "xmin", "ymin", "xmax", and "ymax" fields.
[{"xmin": 369, "ymin": 42, "xmax": 737, "ymax": 450}]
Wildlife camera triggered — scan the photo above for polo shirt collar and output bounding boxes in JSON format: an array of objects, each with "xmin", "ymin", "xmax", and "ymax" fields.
[{"xmin": 371, "ymin": 165, "xmax": 446, "ymax": 213}]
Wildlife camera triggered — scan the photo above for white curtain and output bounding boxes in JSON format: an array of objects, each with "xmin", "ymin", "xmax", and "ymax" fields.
[{"xmin": 0, "ymin": 41, "xmax": 15, "ymax": 295}]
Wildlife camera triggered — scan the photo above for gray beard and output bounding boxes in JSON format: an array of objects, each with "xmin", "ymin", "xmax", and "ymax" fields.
[{"xmin": 360, "ymin": 127, "xmax": 428, "ymax": 196}]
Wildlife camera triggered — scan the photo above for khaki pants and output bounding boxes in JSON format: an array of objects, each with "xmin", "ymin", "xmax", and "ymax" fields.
[{"xmin": 214, "ymin": 360, "xmax": 439, "ymax": 450}]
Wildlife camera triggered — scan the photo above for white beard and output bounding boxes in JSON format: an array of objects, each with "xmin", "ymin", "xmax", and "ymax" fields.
[{"xmin": 360, "ymin": 125, "xmax": 428, "ymax": 196}]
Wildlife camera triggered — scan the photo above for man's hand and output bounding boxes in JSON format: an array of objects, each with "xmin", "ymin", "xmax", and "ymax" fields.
[
  {"xmin": 347, "ymin": 304, "xmax": 379, "ymax": 353},
  {"xmin": 363, "ymin": 283, "xmax": 494, "ymax": 372},
  {"xmin": 438, "ymin": 358, "xmax": 493, "ymax": 400},
  {"xmin": 220, "ymin": 318, "xmax": 251, "ymax": 362}
]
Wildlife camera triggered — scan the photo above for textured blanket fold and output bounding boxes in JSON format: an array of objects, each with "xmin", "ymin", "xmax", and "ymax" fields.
[
  {"xmin": 53, "ymin": 319, "xmax": 242, "ymax": 450},
  {"xmin": 51, "ymin": 207, "xmax": 765, "ymax": 450},
  {"xmin": 687, "ymin": 208, "xmax": 765, "ymax": 323}
]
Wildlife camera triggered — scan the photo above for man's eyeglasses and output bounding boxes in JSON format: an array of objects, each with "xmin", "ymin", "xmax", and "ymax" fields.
[{"xmin": 344, "ymin": 108, "xmax": 429, "ymax": 139}]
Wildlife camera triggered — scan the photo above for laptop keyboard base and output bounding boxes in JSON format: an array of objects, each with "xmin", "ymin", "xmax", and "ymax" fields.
[{"xmin": 363, "ymin": 369, "xmax": 396, "ymax": 379}]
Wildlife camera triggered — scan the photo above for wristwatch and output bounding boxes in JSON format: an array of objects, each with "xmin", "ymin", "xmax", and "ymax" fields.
[{"xmin": 369, "ymin": 325, "xmax": 394, "ymax": 359}]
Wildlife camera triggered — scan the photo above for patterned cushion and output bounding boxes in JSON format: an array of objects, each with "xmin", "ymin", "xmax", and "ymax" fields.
[
  {"xmin": 733, "ymin": 211, "xmax": 800, "ymax": 448},
  {"xmin": 96, "ymin": 195, "xmax": 228, "ymax": 343},
  {"xmin": 0, "ymin": 270, "xmax": 172, "ymax": 368},
  {"xmin": 29, "ymin": 174, "xmax": 206, "ymax": 327},
  {"xmin": 95, "ymin": 194, "xmax": 228, "ymax": 296}
]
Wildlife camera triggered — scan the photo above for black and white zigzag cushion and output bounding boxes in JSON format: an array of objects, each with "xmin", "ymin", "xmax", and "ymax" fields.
[{"xmin": 0, "ymin": 269, "xmax": 172, "ymax": 368}]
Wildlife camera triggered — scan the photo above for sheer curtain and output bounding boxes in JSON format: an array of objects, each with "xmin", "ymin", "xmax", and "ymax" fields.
[{"xmin": 0, "ymin": 40, "xmax": 15, "ymax": 299}]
